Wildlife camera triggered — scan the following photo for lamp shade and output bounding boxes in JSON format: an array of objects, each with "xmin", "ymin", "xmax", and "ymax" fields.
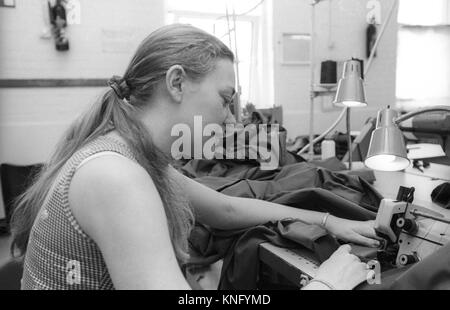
[
  {"xmin": 333, "ymin": 59, "xmax": 367, "ymax": 107},
  {"xmin": 365, "ymin": 108, "xmax": 410, "ymax": 171}
]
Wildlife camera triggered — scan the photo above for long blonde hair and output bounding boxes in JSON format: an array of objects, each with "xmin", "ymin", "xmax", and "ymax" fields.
[{"xmin": 11, "ymin": 24, "xmax": 234, "ymax": 263}]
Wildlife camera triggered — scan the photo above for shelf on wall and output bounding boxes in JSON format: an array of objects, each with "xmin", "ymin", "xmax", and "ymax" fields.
[
  {"xmin": 312, "ymin": 84, "xmax": 337, "ymax": 96},
  {"xmin": 0, "ymin": 79, "xmax": 108, "ymax": 88}
]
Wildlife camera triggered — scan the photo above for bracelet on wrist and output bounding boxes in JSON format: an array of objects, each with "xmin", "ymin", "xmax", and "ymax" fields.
[{"xmin": 320, "ymin": 212, "xmax": 330, "ymax": 228}]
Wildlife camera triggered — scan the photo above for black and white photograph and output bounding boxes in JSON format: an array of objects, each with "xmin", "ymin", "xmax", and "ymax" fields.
[{"xmin": 0, "ymin": 0, "xmax": 449, "ymax": 295}]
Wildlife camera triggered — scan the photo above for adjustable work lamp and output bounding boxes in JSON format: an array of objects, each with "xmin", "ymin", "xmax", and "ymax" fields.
[
  {"xmin": 333, "ymin": 59, "xmax": 367, "ymax": 170},
  {"xmin": 333, "ymin": 59, "xmax": 367, "ymax": 108},
  {"xmin": 365, "ymin": 105, "xmax": 450, "ymax": 171}
]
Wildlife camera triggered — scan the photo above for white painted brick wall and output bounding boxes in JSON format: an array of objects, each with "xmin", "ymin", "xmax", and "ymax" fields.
[
  {"xmin": 272, "ymin": 0, "xmax": 399, "ymax": 139},
  {"xmin": 0, "ymin": 0, "xmax": 166, "ymax": 218}
]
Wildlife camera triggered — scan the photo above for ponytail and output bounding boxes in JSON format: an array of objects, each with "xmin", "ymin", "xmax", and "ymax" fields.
[{"xmin": 11, "ymin": 85, "xmax": 194, "ymax": 262}]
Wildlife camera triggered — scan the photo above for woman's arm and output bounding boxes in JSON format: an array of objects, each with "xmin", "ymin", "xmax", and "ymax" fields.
[
  {"xmin": 70, "ymin": 156, "xmax": 191, "ymax": 290},
  {"xmin": 168, "ymin": 166, "xmax": 317, "ymax": 229},
  {"xmin": 169, "ymin": 167, "xmax": 380, "ymax": 247}
]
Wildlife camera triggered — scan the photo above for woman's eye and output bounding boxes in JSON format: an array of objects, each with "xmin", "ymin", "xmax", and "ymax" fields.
[{"xmin": 222, "ymin": 96, "xmax": 232, "ymax": 107}]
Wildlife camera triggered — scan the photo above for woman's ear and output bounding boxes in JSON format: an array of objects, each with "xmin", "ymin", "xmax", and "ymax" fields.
[{"xmin": 165, "ymin": 65, "xmax": 186, "ymax": 103}]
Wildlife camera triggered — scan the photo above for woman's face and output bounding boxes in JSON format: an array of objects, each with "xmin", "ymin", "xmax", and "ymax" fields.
[{"xmin": 180, "ymin": 58, "xmax": 237, "ymax": 130}]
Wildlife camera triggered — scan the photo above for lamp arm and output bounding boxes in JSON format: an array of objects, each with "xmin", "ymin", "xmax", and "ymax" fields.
[
  {"xmin": 394, "ymin": 106, "xmax": 450, "ymax": 125},
  {"xmin": 298, "ymin": 107, "xmax": 348, "ymax": 154}
]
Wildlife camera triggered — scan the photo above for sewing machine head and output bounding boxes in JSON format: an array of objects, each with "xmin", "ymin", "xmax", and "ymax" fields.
[{"xmin": 374, "ymin": 187, "xmax": 450, "ymax": 267}]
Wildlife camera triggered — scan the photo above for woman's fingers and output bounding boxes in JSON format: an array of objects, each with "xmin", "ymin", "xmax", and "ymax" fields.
[
  {"xmin": 357, "ymin": 221, "xmax": 384, "ymax": 240},
  {"xmin": 351, "ymin": 233, "xmax": 380, "ymax": 248},
  {"xmin": 359, "ymin": 227, "xmax": 382, "ymax": 240}
]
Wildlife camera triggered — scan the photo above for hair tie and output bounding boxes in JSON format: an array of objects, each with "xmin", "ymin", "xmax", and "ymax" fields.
[{"xmin": 108, "ymin": 75, "xmax": 131, "ymax": 100}]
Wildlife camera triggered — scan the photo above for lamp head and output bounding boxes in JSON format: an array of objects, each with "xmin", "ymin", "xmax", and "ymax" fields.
[
  {"xmin": 364, "ymin": 107, "xmax": 410, "ymax": 171},
  {"xmin": 333, "ymin": 59, "xmax": 367, "ymax": 108}
]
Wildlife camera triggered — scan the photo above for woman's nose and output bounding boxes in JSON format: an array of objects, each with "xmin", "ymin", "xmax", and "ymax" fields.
[{"xmin": 223, "ymin": 107, "xmax": 236, "ymax": 125}]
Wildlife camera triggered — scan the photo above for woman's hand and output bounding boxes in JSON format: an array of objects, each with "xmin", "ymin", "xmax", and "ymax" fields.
[
  {"xmin": 303, "ymin": 244, "xmax": 369, "ymax": 290},
  {"xmin": 325, "ymin": 216, "xmax": 381, "ymax": 248}
]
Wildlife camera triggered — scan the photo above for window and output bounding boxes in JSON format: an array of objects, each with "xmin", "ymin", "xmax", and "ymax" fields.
[
  {"xmin": 281, "ymin": 33, "xmax": 311, "ymax": 65},
  {"xmin": 396, "ymin": 0, "xmax": 450, "ymax": 111},
  {"xmin": 166, "ymin": 0, "xmax": 270, "ymax": 108}
]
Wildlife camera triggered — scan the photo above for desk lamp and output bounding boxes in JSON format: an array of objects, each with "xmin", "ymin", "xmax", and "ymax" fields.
[
  {"xmin": 333, "ymin": 59, "xmax": 367, "ymax": 170},
  {"xmin": 365, "ymin": 106, "xmax": 450, "ymax": 171},
  {"xmin": 333, "ymin": 59, "xmax": 367, "ymax": 108}
]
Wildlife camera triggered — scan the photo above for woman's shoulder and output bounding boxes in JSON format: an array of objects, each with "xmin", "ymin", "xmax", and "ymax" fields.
[
  {"xmin": 68, "ymin": 152, "xmax": 165, "ymax": 239},
  {"xmin": 69, "ymin": 152, "xmax": 161, "ymax": 213},
  {"xmin": 70, "ymin": 153, "xmax": 154, "ymax": 200}
]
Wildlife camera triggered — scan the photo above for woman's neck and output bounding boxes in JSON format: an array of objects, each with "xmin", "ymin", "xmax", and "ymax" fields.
[{"xmin": 103, "ymin": 112, "xmax": 175, "ymax": 156}]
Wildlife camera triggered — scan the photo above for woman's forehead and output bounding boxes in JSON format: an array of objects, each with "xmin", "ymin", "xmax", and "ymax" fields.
[{"xmin": 210, "ymin": 59, "xmax": 236, "ymax": 88}]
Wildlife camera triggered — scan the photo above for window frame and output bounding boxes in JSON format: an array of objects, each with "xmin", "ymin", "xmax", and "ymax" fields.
[
  {"xmin": 396, "ymin": 1, "xmax": 450, "ymax": 111},
  {"xmin": 167, "ymin": 10, "xmax": 261, "ymax": 108}
]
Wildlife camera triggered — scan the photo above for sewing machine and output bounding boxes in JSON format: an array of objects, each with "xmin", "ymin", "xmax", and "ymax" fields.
[
  {"xmin": 374, "ymin": 186, "xmax": 450, "ymax": 267},
  {"xmin": 259, "ymin": 165, "xmax": 450, "ymax": 288},
  {"xmin": 401, "ymin": 112, "xmax": 450, "ymax": 166}
]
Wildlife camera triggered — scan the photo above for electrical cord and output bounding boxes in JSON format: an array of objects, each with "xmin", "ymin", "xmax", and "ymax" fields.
[{"xmin": 298, "ymin": 108, "xmax": 347, "ymax": 154}]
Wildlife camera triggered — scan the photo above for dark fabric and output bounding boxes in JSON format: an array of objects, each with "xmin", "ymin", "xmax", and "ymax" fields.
[
  {"xmin": 181, "ymin": 156, "xmax": 341, "ymax": 179},
  {"xmin": 0, "ymin": 260, "xmax": 23, "ymax": 290},
  {"xmin": 195, "ymin": 123, "xmax": 290, "ymax": 169},
  {"xmin": 187, "ymin": 160, "xmax": 382, "ymax": 215},
  {"xmin": 189, "ymin": 219, "xmax": 339, "ymax": 290},
  {"xmin": 219, "ymin": 220, "xmax": 340, "ymax": 290},
  {"xmin": 431, "ymin": 182, "xmax": 450, "ymax": 209},
  {"xmin": 181, "ymin": 158, "xmax": 383, "ymax": 289},
  {"xmin": 180, "ymin": 157, "xmax": 450, "ymax": 290},
  {"xmin": 0, "ymin": 163, "xmax": 43, "ymax": 227}
]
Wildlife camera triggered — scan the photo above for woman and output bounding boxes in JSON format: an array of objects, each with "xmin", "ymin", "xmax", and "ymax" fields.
[{"xmin": 11, "ymin": 24, "xmax": 380, "ymax": 290}]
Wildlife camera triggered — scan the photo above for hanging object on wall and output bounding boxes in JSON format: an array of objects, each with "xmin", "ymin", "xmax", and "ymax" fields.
[
  {"xmin": 366, "ymin": 0, "xmax": 381, "ymax": 58},
  {"xmin": 48, "ymin": 0, "xmax": 69, "ymax": 51},
  {"xmin": 0, "ymin": 0, "xmax": 15, "ymax": 8},
  {"xmin": 366, "ymin": 18, "xmax": 378, "ymax": 58},
  {"xmin": 366, "ymin": 0, "xmax": 381, "ymax": 25},
  {"xmin": 320, "ymin": 60, "xmax": 337, "ymax": 84}
]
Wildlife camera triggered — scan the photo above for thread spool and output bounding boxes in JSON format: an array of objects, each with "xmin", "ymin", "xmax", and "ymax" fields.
[
  {"xmin": 320, "ymin": 60, "xmax": 337, "ymax": 84},
  {"xmin": 321, "ymin": 139, "xmax": 336, "ymax": 160},
  {"xmin": 396, "ymin": 218, "xmax": 418, "ymax": 234},
  {"xmin": 399, "ymin": 254, "xmax": 419, "ymax": 266}
]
